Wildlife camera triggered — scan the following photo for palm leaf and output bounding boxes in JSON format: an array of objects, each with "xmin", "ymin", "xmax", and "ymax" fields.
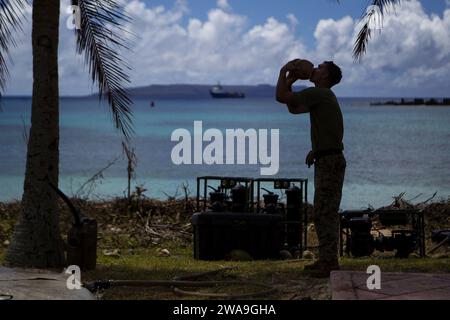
[
  {"xmin": 73, "ymin": 0, "xmax": 134, "ymax": 138},
  {"xmin": 353, "ymin": 0, "xmax": 402, "ymax": 60},
  {"xmin": 0, "ymin": 0, "xmax": 27, "ymax": 104}
]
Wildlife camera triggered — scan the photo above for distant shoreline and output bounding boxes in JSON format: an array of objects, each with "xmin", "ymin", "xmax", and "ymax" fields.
[
  {"xmin": 4, "ymin": 95, "xmax": 450, "ymax": 101},
  {"xmin": 371, "ymin": 104, "xmax": 450, "ymax": 108},
  {"xmin": 4, "ymin": 83, "xmax": 450, "ymax": 100},
  {"xmin": 371, "ymin": 98, "xmax": 450, "ymax": 107}
]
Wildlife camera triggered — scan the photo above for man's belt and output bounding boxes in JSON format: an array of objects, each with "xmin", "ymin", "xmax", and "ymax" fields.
[{"xmin": 314, "ymin": 149, "xmax": 343, "ymax": 161}]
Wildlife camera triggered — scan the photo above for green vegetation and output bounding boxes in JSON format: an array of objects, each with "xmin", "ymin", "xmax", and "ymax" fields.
[
  {"xmin": 1, "ymin": 196, "xmax": 449, "ymax": 300},
  {"xmin": 1, "ymin": 241, "xmax": 448, "ymax": 300}
]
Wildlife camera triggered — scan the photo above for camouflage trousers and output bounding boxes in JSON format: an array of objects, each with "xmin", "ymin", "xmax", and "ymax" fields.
[{"xmin": 313, "ymin": 153, "xmax": 346, "ymax": 262}]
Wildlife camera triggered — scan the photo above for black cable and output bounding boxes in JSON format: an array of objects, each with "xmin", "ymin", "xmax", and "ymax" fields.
[{"xmin": 84, "ymin": 267, "xmax": 277, "ymax": 299}]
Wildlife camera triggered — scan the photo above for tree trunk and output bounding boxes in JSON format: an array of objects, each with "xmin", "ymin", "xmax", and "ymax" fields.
[{"xmin": 5, "ymin": 0, "xmax": 64, "ymax": 268}]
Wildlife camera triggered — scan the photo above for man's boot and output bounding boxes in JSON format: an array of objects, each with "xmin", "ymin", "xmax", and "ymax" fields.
[{"xmin": 303, "ymin": 259, "xmax": 340, "ymax": 278}]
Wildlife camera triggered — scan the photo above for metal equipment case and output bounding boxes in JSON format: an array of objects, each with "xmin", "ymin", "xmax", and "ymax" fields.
[{"xmin": 192, "ymin": 176, "xmax": 308, "ymax": 260}]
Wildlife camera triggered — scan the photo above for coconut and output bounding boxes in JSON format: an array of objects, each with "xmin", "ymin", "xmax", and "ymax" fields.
[{"xmin": 290, "ymin": 59, "xmax": 314, "ymax": 80}]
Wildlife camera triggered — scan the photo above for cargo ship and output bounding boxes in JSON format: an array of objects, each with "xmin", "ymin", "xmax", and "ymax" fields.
[{"xmin": 210, "ymin": 83, "xmax": 245, "ymax": 98}]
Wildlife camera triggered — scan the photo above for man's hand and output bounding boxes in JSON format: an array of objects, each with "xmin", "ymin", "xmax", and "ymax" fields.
[
  {"xmin": 286, "ymin": 72, "xmax": 298, "ymax": 87},
  {"xmin": 284, "ymin": 61, "xmax": 300, "ymax": 87},
  {"xmin": 305, "ymin": 150, "xmax": 315, "ymax": 168}
]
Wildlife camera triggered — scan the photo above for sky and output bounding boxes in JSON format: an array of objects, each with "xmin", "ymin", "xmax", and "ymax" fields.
[{"xmin": 3, "ymin": 0, "xmax": 450, "ymax": 97}]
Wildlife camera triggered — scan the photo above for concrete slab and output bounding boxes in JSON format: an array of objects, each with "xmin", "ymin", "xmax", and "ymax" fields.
[
  {"xmin": 0, "ymin": 266, "xmax": 95, "ymax": 300},
  {"xmin": 331, "ymin": 271, "xmax": 450, "ymax": 300}
]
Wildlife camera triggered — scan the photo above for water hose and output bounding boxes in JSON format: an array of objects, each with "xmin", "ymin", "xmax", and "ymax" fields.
[{"xmin": 84, "ymin": 267, "xmax": 277, "ymax": 299}]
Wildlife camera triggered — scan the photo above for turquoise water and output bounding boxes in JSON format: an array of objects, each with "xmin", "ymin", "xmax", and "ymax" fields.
[{"xmin": 1, "ymin": 97, "xmax": 449, "ymax": 209}]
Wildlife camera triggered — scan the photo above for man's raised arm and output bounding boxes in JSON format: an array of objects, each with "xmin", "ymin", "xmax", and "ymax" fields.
[
  {"xmin": 276, "ymin": 65, "xmax": 294, "ymax": 104},
  {"xmin": 276, "ymin": 60, "xmax": 312, "ymax": 114}
]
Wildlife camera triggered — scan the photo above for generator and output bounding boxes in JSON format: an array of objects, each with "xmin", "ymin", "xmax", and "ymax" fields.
[
  {"xmin": 340, "ymin": 209, "xmax": 425, "ymax": 258},
  {"xmin": 255, "ymin": 178, "xmax": 308, "ymax": 254},
  {"xmin": 192, "ymin": 176, "xmax": 308, "ymax": 260}
]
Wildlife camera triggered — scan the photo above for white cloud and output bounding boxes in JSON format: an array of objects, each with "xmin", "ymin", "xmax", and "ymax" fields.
[
  {"xmin": 3, "ymin": 0, "xmax": 450, "ymax": 97},
  {"xmin": 286, "ymin": 13, "xmax": 299, "ymax": 32},
  {"xmin": 119, "ymin": 0, "xmax": 307, "ymax": 87},
  {"xmin": 314, "ymin": 16, "xmax": 354, "ymax": 58},
  {"xmin": 217, "ymin": 0, "xmax": 231, "ymax": 11},
  {"xmin": 313, "ymin": 0, "xmax": 450, "ymax": 96}
]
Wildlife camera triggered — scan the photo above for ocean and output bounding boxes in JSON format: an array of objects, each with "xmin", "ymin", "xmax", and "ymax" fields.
[{"xmin": 1, "ymin": 96, "xmax": 449, "ymax": 210}]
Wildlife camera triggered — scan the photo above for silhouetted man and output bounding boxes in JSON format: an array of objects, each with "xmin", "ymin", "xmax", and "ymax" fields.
[{"xmin": 276, "ymin": 59, "xmax": 345, "ymax": 277}]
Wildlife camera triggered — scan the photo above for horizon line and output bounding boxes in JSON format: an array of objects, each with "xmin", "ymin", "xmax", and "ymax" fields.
[{"xmin": 3, "ymin": 95, "xmax": 449, "ymax": 99}]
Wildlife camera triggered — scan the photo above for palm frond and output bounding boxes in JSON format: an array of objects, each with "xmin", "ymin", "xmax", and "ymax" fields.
[
  {"xmin": 353, "ymin": 0, "xmax": 402, "ymax": 60},
  {"xmin": 74, "ymin": 0, "xmax": 134, "ymax": 138},
  {"xmin": 0, "ymin": 0, "xmax": 27, "ymax": 104}
]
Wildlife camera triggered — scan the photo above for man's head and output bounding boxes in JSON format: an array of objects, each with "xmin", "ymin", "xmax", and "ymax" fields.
[{"xmin": 310, "ymin": 61, "xmax": 342, "ymax": 88}]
